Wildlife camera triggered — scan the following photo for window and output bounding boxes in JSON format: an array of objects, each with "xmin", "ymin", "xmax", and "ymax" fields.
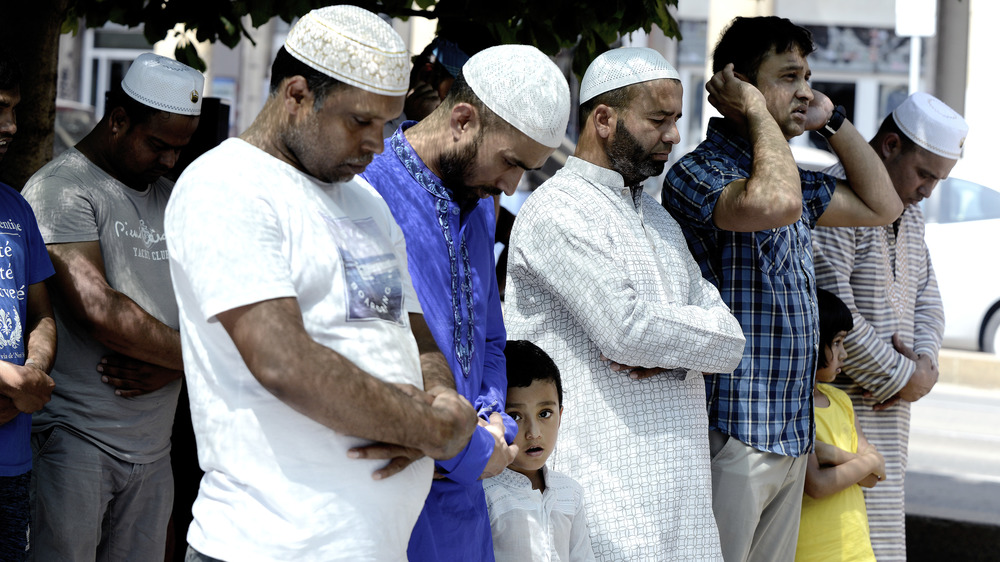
[{"xmin": 922, "ymin": 178, "xmax": 1000, "ymax": 224}]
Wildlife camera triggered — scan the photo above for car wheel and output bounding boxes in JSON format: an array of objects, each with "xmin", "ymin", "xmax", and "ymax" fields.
[{"xmin": 982, "ymin": 309, "xmax": 1000, "ymax": 354}]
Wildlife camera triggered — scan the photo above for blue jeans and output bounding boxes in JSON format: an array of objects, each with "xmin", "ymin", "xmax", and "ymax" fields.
[
  {"xmin": 29, "ymin": 426, "xmax": 174, "ymax": 562},
  {"xmin": 0, "ymin": 472, "xmax": 30, "ymax": 562}
]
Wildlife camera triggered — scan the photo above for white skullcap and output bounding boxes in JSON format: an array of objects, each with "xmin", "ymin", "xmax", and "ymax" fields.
[
  {"xmin": 579, "ymin": 47, "xmax": 680, "ymax": 104},
  {"xmin": 463, "ymin": 45, "xmax": 571, "ymax": 148},
  {"xmin": 284, "ymin": 5, "xmax": 408, "ymax": 96},
  {"xmin": 121, "ymin": 53, "xmax": 204, "ymax": 116},
  {"xmin": 892, "ymin": 92, "xmax": 968, "ymax": 159}
]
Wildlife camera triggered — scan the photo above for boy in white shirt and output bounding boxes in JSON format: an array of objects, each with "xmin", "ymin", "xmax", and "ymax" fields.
[{"xmin": 484, "ymin": 340, "xmax": 596, "ymax": 562}]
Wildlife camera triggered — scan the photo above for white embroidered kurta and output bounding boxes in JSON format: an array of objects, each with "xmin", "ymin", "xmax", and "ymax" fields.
[
  {"xmin": 484, "ymin": 467, "xmax": 596, "ymax": 562},
  {"xmin": 813, "ymin": 165, "xmax": 945, "ymax": 562},
  {"xmin": 504, "ymin": 157, "xmax": 746, "ymax": 561}
]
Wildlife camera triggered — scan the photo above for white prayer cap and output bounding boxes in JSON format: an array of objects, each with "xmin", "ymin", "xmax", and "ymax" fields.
[
  {"xmin": 463, "ymin": 45, "xmax": 571, "ymax": 148},
  {"xmin": 892, "ymin": 92, "xmax": 968, "ymax": 159},
  {"xmin": 579, "ymin": 47, "xmax": 680, "ymax": 104},
  {"xmin": 121, "ymin": 53, "xmax": 204, "ymax": 116},
  {"xmin": 284, "ymin": 5, "xmax": 408, "ymax": 96}
]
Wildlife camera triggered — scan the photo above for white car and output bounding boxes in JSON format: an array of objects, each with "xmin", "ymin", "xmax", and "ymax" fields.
[{"xmin": 921, "ymin": 161, "xmax": 1000, "ymax": 353}]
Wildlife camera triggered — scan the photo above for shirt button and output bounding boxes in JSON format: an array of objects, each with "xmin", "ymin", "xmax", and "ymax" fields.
[{"xmin": 451, "ymin": 207, "xmax": 459, "ymax": 216}]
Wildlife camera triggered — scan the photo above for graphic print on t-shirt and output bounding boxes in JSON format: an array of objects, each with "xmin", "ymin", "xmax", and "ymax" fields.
[
  {"xmin": 0, "ymin": 232, "xmax": 25, "ymax": 361},
  {"xmin": 323, "ymin": 215, "xmax": 404, "ymax": 324},
  {"xmin": 115, "ymin": 218, "xmax": 169, "ymax": 261}
]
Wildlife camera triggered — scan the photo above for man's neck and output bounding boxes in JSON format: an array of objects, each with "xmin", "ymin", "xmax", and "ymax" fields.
[
  {"xmin": 403, "ymin": 118, "xmax": 449, "ymax": 180},
  {"xmin": 75, "ymin": 133, "xmax": 146, "ymax": 191}
]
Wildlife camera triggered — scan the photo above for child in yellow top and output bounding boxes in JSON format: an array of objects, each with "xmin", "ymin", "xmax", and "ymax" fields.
[{"xmin": 795, "ymin": 289, "xmax": 886, "ymax": 562}]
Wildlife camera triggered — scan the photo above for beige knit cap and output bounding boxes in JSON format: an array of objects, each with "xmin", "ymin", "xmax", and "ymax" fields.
[{"xmin": 284, "ymin": 5, "xmax": 409, "ymax": 96}]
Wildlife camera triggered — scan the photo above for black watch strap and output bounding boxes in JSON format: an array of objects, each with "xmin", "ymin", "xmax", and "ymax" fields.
[{"xmin": 818, "ymin": 105, "xmax": 847, "ymax": 139}]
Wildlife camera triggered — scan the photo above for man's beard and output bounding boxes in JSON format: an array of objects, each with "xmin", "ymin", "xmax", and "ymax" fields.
[
  {"xmin": 437, "ymin": 130, "xmax": 500, "ymax": 203},
  {"xmin": 606, "ymin": 120, "xmax": 666, "ymax": 186}
]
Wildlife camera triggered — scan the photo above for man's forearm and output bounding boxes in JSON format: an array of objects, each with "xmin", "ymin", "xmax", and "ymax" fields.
[
  {"xmin": 409, "ymin": 312, "xmax": 454, "ymax": 391},
  {"xmin": 421, "ymin": 351, "xmax": 454, "ymax": 391},
  {"xmin": 221, "ymin": 299, "xmax": 477, "ymax": 458},
  {"xmin": 715, "ymin": 106, "xmax": 802, "ymax": 231},
  {"xmin": 828, "ymin": 120, "xmax": 901, "ymax": 223},
  {"xmin": 89, "ymin": 292, "xmax": 183, "ymax": 370},
  {"xmin": 25, "ymin": 282, "xmax": 57, "ymax": 374}
]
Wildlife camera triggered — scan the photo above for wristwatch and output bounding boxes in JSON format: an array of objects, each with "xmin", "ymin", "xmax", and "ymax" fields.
[{"xmin": 818, "ymin": 105, "xmax": 847, "ymax": 139}]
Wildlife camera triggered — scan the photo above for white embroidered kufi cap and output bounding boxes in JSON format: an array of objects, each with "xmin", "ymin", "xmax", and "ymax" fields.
[
  {"xmin": 284, "ymin": 5, "xmax": 408, "ymax": 96},
  {"xmin": 463, "ymin": 45, "xmax": 571, "ymax": 148},
  {"xmin": 579, "ymin": 47, "xmax": 680, "ymax": 104},
  {"xmin": 121, "ymin": 53, "xmax": 205, "ymax": 116},
  {"xmin": 892, "ymin": 92, "xmax": 968, "ymax": 159}
]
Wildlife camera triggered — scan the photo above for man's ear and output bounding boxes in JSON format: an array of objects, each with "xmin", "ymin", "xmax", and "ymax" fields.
[
  {"xmin": 592, "ymin": 105, "xmax": 617, "ymax": 140},
  {"xmin": 281, "ymin": 75, "xmax": 313, "ymax": 117},
  {"xmin": 449, "ymin": 102, "xmax": 477, "ymax": 142},
  {"xmin": 879, "ymin": 132, "xmax": 902, "ymax": 159},
  {"xmin": 109, "ymin": 106, "xmax": 129, "ymax": 135},
  {"xmin": 558, "ymin": 405, "xmax": 564, "ymax": 427}
]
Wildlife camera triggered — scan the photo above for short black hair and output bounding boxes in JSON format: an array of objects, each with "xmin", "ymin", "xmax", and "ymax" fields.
[
  {"xmin": 578, "ymin": 83, "xmax": 637, "ymax": 132},
  {"xmin": 817, "ymin": 288, "xmax": 854, "ymax": 368},
  {"xmin": 504, "ymin": 340, "xmax": 563, "ymax": 406},
  {"xmin": 0, "ymin": 47, "xmax": 21, "ymax": 91},
  {"xmin": 438, "ymin": 72, "xmax": 506, "ymax": 132},
  {"xmin": 105, "ymin": 81, "xmax": 162, "ymax": 126},
  {"xmin": 873, "ymin": 112, "xmax": 918, "ymax": 153},
  {"xmin": 712, "ymin": 16, "xmax": 815, "ymax": 84},
  {"xmin": 269, "ymin": 46, "xmax": 348, "ymax": 109}
]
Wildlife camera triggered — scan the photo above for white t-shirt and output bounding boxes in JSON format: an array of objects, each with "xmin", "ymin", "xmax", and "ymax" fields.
[{"xmin": 166, "ymin": 138, "xmax": 431, "ymax": 561}]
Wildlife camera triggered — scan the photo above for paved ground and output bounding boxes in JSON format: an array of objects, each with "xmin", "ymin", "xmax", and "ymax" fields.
[{"xmin": 905, "ymin": 349, "xmax": 1000, "ymax": 559}]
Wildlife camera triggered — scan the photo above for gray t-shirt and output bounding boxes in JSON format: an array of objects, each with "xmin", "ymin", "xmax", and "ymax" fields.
[{"xmin": 22, "ymin": 148, "xmax": 180, "ymax": 463}]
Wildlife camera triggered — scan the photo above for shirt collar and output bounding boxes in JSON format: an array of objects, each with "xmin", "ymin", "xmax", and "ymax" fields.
[
  {"xmin": 563, "ymin": 155, "xmax": 626, "ymax": 189},
  {"xmin": 496, "ymin": 466, "xmax": 549, "ymax": 490},
  {"xmin": 564, "ymin": 156, "xmax": 648, "ymax": 210},
  {"xmin": 704, "ymin": 117, "xmax": 755, "ymax": 172},
  {"xmin": 389, "ymin": 121, "xmax": 455, "ymax": 203}
]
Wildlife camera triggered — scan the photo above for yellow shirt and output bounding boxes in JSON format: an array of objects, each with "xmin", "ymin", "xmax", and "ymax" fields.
[{"xmin": 795, "ymin": 384, "xmax": 876, "ymax": 562}]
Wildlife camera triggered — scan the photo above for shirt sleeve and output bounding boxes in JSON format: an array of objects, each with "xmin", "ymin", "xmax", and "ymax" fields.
[
  {"xmin": 23, "ymin": 173, "xmax": 100, "ymax": 244},
  {"xmin": 910, "ymin": 218, "xmax": 945, "ymax": 359},
  {"xmin": 474, "ymin": 279, "xmax": 517, "ymax": 443},
  {"xmin": 800, "ymin": 169, "xmax": 837, "ymax": 228},
  {"xmin": 167, "ymin": 173, "xmax": 296, "ymax": 322},
  {"xmin": 511, "ymin": 190, "xmax": 745, "ymax": 373},
  {"xmin": 812, "ymin": 225, "xmax": 914, "ymax": 401},
  {"xmin": 23, "ymin": 200, "xmax": 55, "ymax": 285},
  {"xmin": 664, "ymin": 152, "xmax": 745, "ymax": 232}
]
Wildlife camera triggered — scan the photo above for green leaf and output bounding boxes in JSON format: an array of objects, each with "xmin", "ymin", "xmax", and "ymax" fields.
[{"xmin": 174, "ymin": 42, "xmax": 207, "ymax": 73}]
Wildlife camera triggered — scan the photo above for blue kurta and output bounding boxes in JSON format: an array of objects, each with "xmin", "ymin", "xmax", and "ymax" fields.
[{"xmin": 362, "ymin": 123, "xmax": 515, "ymax": 562}]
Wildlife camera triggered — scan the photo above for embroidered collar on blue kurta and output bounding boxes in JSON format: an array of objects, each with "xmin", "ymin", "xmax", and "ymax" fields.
[{"xmin": 390, "ymin": 124, "xmax": 475, "ymax": 376}]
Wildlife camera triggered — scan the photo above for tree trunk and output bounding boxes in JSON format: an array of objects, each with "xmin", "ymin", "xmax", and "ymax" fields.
[{"xmin": 0, "ymin": 0, "xmax": 70, "ymax": 190}]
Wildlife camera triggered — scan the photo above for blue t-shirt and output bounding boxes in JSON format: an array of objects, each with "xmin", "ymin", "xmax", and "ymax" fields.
[{"xmin": 0, "ymin": 182, "xmax": 55, "ymax": 477}]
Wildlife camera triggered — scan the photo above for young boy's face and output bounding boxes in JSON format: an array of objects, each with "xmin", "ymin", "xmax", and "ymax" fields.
[
  {"xmin": 817, "ymin": 330, "xmax": 848, "ymax": 383},
  {"xmin": 505, "ymin": 379, "xmax": 562, "ymax": 479}
]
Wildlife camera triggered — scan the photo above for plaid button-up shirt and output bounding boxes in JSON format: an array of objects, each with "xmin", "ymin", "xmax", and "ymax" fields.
[{"xmin": 662, "ymin": 118, "xmax": 837, "ymax": 457}]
